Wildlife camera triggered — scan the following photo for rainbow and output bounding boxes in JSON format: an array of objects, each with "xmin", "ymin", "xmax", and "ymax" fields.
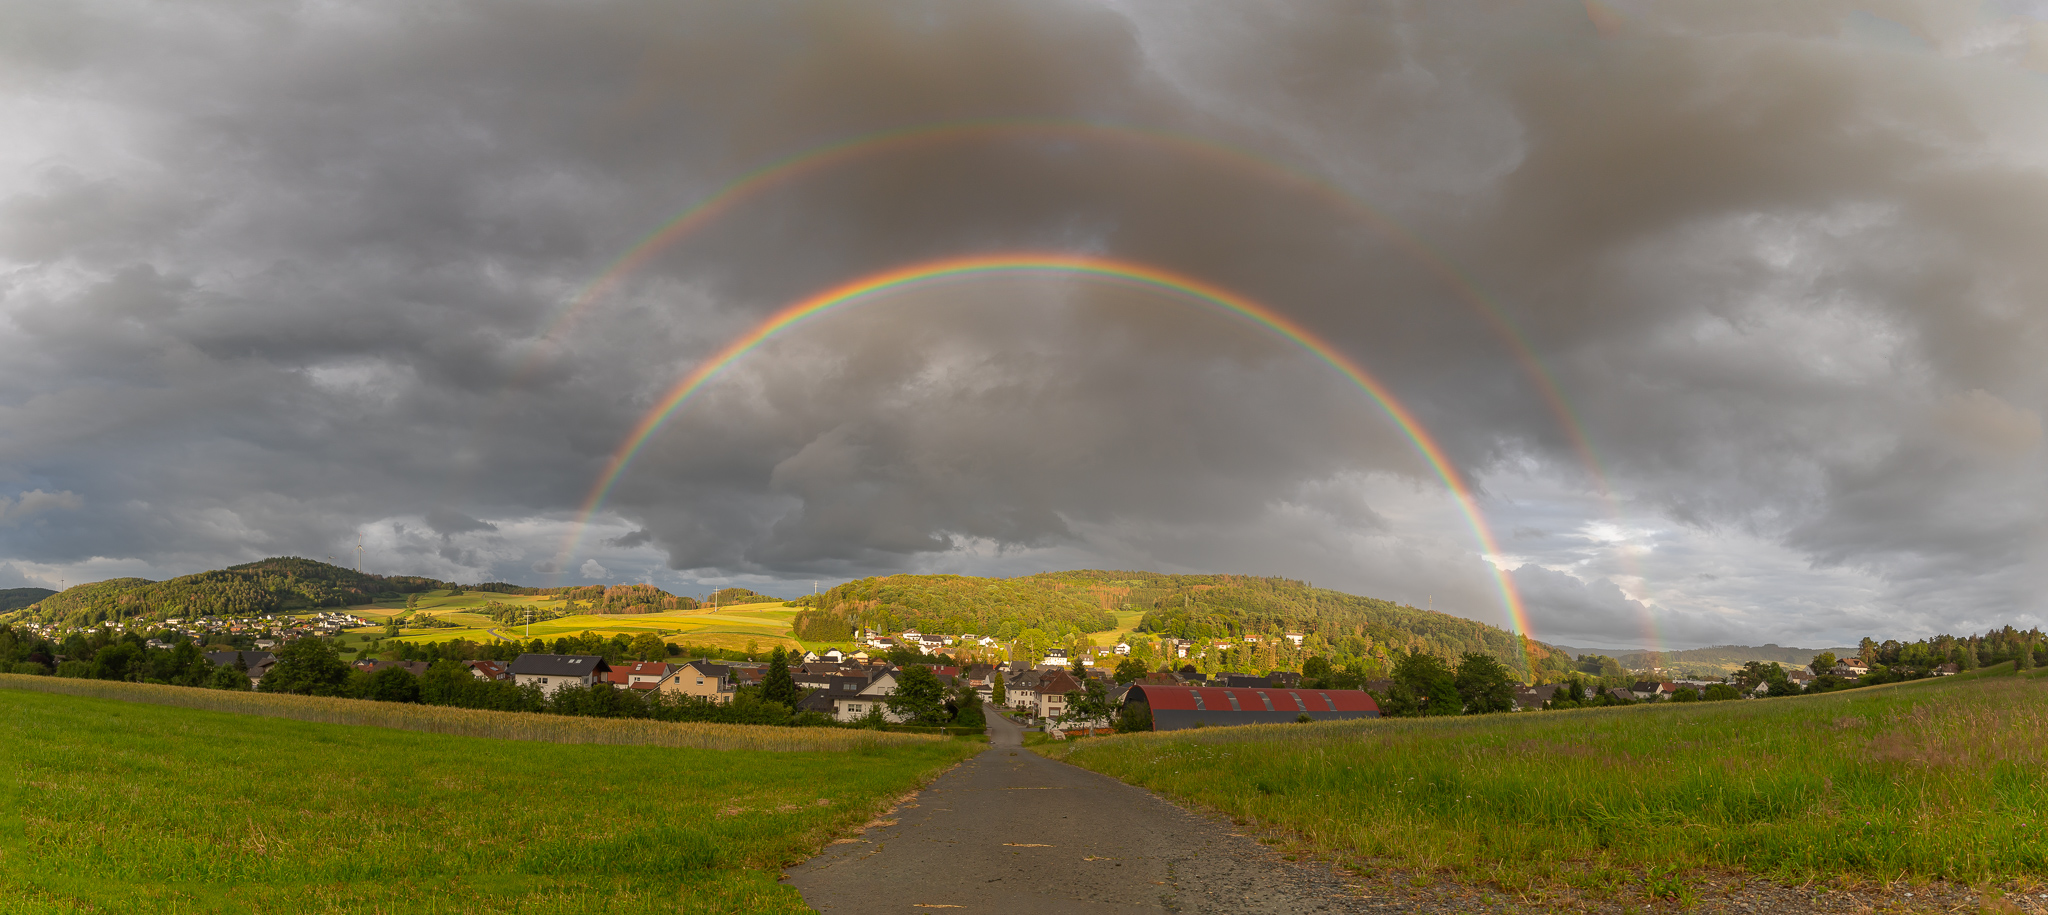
[
  {"xmin": 533, "ymin": 119, "xmax": 1610, "ymax": 495},
  {"xmin": 556, "ymin": 254, "xmax": 1538, "ymax": 660}
]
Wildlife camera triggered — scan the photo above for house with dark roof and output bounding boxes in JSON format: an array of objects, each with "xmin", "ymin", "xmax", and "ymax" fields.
[
  {"xmin": 507, "ymin": 654, "xmax": 610, "ymax": 696},
  {"xmin": 204, "ymin": 650, "xmax": 276, "ymax": 686}
]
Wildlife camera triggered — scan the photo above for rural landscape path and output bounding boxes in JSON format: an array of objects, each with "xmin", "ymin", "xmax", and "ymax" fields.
[{"xmin": 784, "ymin": 706, "xmax": 1396, "ymax": 914}]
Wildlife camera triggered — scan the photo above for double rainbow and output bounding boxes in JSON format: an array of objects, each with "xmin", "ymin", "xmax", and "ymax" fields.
[{"xmin": 555, "ymin": 253, "xmax": 1536, "ymax": 657}]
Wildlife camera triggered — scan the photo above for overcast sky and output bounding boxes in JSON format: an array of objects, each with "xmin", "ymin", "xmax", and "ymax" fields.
[{"xmin": 4, "ymin": 0, "xmax": 2046, "ymax": 650}]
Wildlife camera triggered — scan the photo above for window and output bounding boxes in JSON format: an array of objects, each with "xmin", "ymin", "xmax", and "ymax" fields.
[
  {"xmin": 540, "ymin": 677, "xmax": 549, "ymax": 685},
  {"xmin": 849, "ymin": 704, "xmax": 862, "ymax": 712}
]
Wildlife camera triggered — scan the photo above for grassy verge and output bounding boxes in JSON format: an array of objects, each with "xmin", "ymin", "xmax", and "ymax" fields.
[
  {"xmin": 1044, "ymin": 666, "xmax": 2048, "ymax": 897},
  {"xmin": 0, "ymin": 675, "xmax": 933, "ymax": 752},
  {"xmin": 0, "ymin": 688, "xmax": 977, "ymax": 913}
]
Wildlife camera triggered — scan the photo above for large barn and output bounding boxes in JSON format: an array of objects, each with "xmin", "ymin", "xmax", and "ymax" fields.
[{"xmin": 1124, "ymin": 684, "xmax": 1379, "ymax": 731}]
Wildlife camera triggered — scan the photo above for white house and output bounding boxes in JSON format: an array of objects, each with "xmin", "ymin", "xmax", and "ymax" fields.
[
  {"xmin": 508, "ymin": 654, "xmax": 610, "ymax": 697},
  {"xmin": 827, "ymin": 671, "xmax": 907, "ymax": 723}
]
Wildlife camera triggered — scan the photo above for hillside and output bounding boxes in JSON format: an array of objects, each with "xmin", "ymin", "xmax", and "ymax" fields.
[
  {"xmin": 9, "ymin": 558, "xmax": 451, "ymax": 626},
  {"xmin": 0, "ymin": 587, "xmax": 58, "ymax": 613},
  {"xmin": 794, "ymin": 570, "xmax": 1572, "ymax": 679}
]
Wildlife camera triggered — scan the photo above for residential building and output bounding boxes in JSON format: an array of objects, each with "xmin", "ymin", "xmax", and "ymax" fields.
[
  {"xmin": 508, "ymin": 654, "xmax": 610, "ymax": 697},
  {"xmin": 659, "ymin": 659, "xmax": 735, "ymax": 703}
]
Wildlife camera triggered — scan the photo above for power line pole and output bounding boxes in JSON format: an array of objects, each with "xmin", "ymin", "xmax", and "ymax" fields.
[{"xmin": 356, "ymin": 535, "xmax": 363, "ymax": 574}]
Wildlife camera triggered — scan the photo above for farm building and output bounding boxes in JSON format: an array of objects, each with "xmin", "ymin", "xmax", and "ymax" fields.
[{"xmin": 1123, "ymin": 684, "xmax": 1379, "ymax": 731}]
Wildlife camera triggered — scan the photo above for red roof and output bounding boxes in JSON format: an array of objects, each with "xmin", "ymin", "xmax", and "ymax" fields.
[{"xmin": 1130, "ymin": 686, "xmax": 1378, "ymax": 714}]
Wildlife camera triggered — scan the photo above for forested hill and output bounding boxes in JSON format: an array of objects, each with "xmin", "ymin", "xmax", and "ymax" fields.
[
  {"xmin": 0, "ymin": 588, "xmax": 56, "ymax": 613},
  {"xmin": 795, "ymin": 574, "xmax": 1118, "ymax": 641},
  {"xmin": 790, "ymin": 570, "xmax": 1573, "ymax": 679},
  {"xmin": 7, "ymin": 558, "xmax": 451, "ymax": 627}
]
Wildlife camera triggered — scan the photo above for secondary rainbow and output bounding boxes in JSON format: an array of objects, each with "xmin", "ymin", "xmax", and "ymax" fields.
[
  {"xmin": 557, "ymin": 253, "xmax": 1538, "ymax": 654},
  {"xmin": 527, "ymin": 117, "xmax": 1656, "ymax": 651}
]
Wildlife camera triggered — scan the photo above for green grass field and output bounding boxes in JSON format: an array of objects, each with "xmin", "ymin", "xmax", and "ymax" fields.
[
  {"xmin": 1046, "ymin": 665, "xmax": 2048, "ymax": 903},
  {"xmin": 0, "ymin": 685, "xmax": 977, "ymax": 913}
]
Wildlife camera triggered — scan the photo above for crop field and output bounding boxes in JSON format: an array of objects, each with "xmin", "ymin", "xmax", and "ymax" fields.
[
  {"xmin": 331, "ymin": 594, "xmax": 800, "ymax": 654},
  {"xmin": 0, "ymin": 682, "xmax": 978, "ymax": 913},
  {"xmin": 1046, "ymin": 666, "xmax": 2048, "ymax": 904}
]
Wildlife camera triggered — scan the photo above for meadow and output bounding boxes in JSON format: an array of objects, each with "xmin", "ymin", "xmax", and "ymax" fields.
[
  {"xmin": 0, "ymin": 675, "xmax": 935, "ymax": 751},
  {"xmin": 0, "ymin": 684, "xmax": 978, "ymax": 913},
  {"xmin": 1046, "ymin": 665, "xmax": 2048, "ymax": 902}
]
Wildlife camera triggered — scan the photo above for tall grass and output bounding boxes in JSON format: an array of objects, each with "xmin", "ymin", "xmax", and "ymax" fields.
[
  {"xmin": 0, "ymin": 673, "xmax": 934, "ymax": 752},
  {"xmin": 1049, "ymin": 666, "xmax": 2048, "ymax": 888},
  {"xmin": 0, "ymin": 688, "xmax": 977, "ymax": 913}
]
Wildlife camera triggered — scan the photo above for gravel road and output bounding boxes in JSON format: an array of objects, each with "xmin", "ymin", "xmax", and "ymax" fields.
[{"xmin": 783, "ymin": 706, "xmax": 1393, "ymax": 914}]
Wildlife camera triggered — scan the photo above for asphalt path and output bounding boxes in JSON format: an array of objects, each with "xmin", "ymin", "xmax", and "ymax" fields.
[{"xmin": 784, "ymin": 706, "xmax": 1396, "ymax": 914}]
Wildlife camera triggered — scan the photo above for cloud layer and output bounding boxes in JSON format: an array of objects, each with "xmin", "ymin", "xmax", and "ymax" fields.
[{"xmin": 3, "ymin": 0, "xmax": 2046, "ymax": 647}]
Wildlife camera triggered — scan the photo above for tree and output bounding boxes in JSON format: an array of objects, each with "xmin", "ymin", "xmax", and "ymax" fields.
[
  {"xmin": 362, "ymin": 665, "xmax": 421, "ymax": 703},
  {"xmin": 208, "ymin": 661, "xmax": 251, "ymax": 690},
  {"xmin": 991, "ymin": 671, "xmax": 1007, "ymax": 706},
  {"xmin": 1702, "ymin": 683, "xmax": 1742, "ymax": 701},
  {"xmin": 1300, "ymin": 656, "xmax": 1333, "ymax": 688},
  {"xmin": 1392, "ymin": 653, "xmax": 1460, "ymax": 716},
  {"xmin": 1114, "ymin": 700, "xmax": 1152, "ymax": 733},
  {"xmin": 1060, "ymin": 677, "xmax": 1116, "ymax": 729},
  {"xmin": 1113, "ymin": 657, "xmax": 1148, "ymax": 683},
  {"xmin": 629, "ymin": 633, "xmax": 667, "ymax": 662},
  {"xmin": 886, "ymin": 665, "xmax": 949, "ymax": 725},
  {"xmin": 763, "ymin": 647, "xmax": 799, "ymax": 706},
  {"xmin": 1811, "ymin": 651, "xmax": 1837, "ymax": 675},
  {"xmin": 1453, "ymin": 652, "xmax": 1518, "ymax": 714},
  {"xmin": 258, "ymin": 638, "xmax": 351, "ymax": 696},
  {"xmin": 950, "ymin": 682, "xmax": 986, "ymax": 730}
]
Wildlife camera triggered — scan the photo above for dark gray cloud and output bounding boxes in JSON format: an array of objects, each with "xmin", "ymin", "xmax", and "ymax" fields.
[{"xmin": 3, "ymin": 0, "xmax": 2044, "ymax": 648}]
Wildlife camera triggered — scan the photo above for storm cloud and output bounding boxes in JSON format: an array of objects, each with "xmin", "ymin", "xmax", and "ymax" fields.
[{"xmin": 3, "ymin": 0, "xmax": 2045, "ymax": 647}]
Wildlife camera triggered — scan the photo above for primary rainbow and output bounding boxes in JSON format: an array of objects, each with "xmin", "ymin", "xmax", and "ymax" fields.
[{"xmin": 557, "ymin": 253, "xmax": 1538, "ymax": 656}]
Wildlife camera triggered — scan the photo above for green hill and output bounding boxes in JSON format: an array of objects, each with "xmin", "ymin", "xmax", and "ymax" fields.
[
  {"xmin": 9, "ymin": 558, "xmax": 451, "ymax": 626},
  {"xmin": 794, "ymin": 570, "xmax": 1572, "ymax": 680},
  {"xmin": 0, "ymin": 587, "xmax": 58, "ymax": 613}
]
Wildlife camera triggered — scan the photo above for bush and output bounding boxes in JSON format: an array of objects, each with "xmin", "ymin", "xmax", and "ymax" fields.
[
  {"xmin": 1114, "ymin": 701, "xmax": 1153, "ymax": 733},
  {"xmin": 54, "ymin": 660, "xmax": 93, "ymax": 679},
  {"xmin": 11, "ymin": 661, "xmax": 49, "ymax": 676}
]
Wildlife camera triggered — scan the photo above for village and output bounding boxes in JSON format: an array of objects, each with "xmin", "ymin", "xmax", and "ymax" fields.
[{"xmin": 152, "ymin": 618, "xmax": 1947, "ymax": 735}]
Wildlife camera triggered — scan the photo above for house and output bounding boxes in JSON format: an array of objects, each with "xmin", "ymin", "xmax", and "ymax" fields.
[
  {"xmin": 508, "ymin": 654, "xmax": 610, "ymax": 697},
  {"xmin": 1785, "ymin": 669, "xmax": 1815, "ymax": 687},
  {"xmin": 1215, "ymin": 674, "xmax": 1272, "ymax": 689},
  {"xmin": 353, "ymin": 659, "xmax": 430, "ymax": 677},
  {"xmin": 1113, "ymin": 642, "xmax": 1131, "ymax": 656},
  {"xmin": 1935, "ymin": 662, "xmax": 1960, "ymax": 676},
  {"xmin": 1123, "ymin": 685, "xmax": 1379, "ymax": 731},
  {"xmin": 464, "ymin": 659, "xmax": 512, "ymax": 682},
  {"xmin": 659, "ymin": 659, "xmax": 735, "ymax": 703},
  {"xmin": 1513, "ymin": 683, "xmax": 1562, "ymax": 711},
  {"xmin": 1630, "ymin": 681, "xmax": 1675, "ymax": 701},
  {"xmin": 822, "ymin": 649, "xmax": 844, "ymax": 663},
  {"xmin": 1041, "ymin": 648, "xmax": 1069, "ymax": 669},
  {"xmin": 203, "ymin": 650, "xmax": 276, "ymax": 686},
  {"xmin": 1284, "ymin": 633, "xmax": 1304, "ymax": 648},
  {"xmin": 1032, "ymin": 670, "xmax": 1084, "ymax": 721},
  {"xmin": 607, "ymin": 661, "xmax": 674, "ymax": 689},
  {"xmin": 1833, "ymin": 659, "xmax": 1868, "ymax": 679},
  {"xmin": 824, "ymin": 670, "xmax": 904, "ymax": 723}
]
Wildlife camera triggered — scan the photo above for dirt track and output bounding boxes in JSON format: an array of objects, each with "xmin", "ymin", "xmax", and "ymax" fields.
[{"xmin": 783, "ymin": 707, "xmax": 1389, "ymax": 914}]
